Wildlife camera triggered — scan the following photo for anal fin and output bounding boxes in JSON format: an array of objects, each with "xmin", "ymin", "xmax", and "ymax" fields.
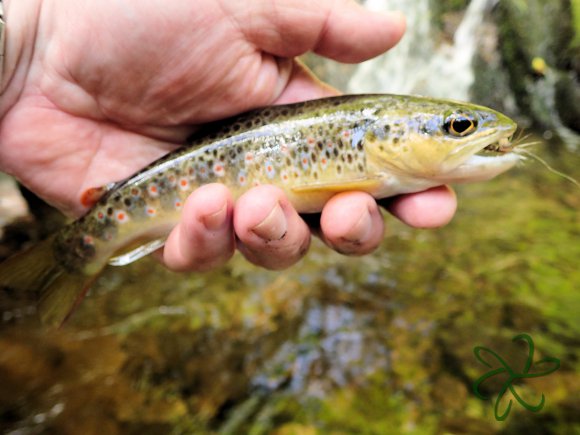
[{"xmin": 108, "ymin": 238, "xmax": 166, "ymax": 266}]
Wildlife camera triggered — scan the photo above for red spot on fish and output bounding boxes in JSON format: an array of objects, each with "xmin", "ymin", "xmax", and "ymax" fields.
[
  {"xmin": 146, "ymin": 207, "xmax": 156, "ymax": 217},
  {"xmin": 307, "ymin": 137, "xmax": 315, "ymax": 144},
  {"xmin": 97, "ymin": 211, "xmax": 105, "ymax": 220},
  {"xmin": 321, "ymin": 158, "xmax": 327, "ymax": 164},
  {"xmin": 213, "ymin": 164, "xmax": 225, "ymax": 177},
  {"xmin": 180, "ymin": 179, "xmax": 188, "ymax": 187},
  {"xmin": 343, "ymin": 130, "xmax": 350, "ymax": 138},
  {"xmin": 148, "ymin": 184, "xmax": 159, "ymax": 197},
  {"xmin": 116, "ymin": 211, "xmax": 128, "ymax": 223},
  {"xmin": 131, "ymin": 188, "xmax": 140, "ymax": 197},
  {"xmin": 83, "ymin": 235, "xmax": 94, "ymax": 245}
]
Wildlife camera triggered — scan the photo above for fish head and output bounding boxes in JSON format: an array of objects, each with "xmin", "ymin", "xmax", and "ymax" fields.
[{"xmin": 366, "ymin": 97, "xmax": 518, "ymax": 183}]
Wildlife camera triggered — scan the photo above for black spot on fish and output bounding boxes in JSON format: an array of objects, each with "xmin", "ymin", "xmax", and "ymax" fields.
[
  {"xmin": 357, "ymin": 141, "xmax": 364, "ymax": 151},
  {"xmin": 213, "ymin": 149, "xmax": 218, "ymax": 157},
  {"xmin": 124, "ymin": 198, "xmax": 132, "ymax": 207},
  {"xmin": 107, "ymin": 207, "xmax": 113, "ymax": 216},
  {"xmin": 358, "ymin": 163, "xmax": 364, "ymax": 172},
  {"xmin": 233, "ymin": 124, "xmax": 241, "ymax": 132},
  {"xmin": 393, "ymin": 137, "xmax": 399, "ymax": 144},
  {"xmin": 347, "ymin": 154, "xmax": 353, "ymax": 164},
  {"xmin": 337, "ymin": 165, "xmax": 342, "ymax": 174},
  {"xmin": 285, "ymin": 157, "xmax": 292, "ymax": 166},
  {"xmin": 311, "ymin": 152, "xmax": 317, "ymax": 163},
  {"xmin": 317, "ymin": 141, "xmax": 324, "ymax": 151},
  {"xmin": 334, "ymin": 148, "xmax": 339, "ymax": 157}
]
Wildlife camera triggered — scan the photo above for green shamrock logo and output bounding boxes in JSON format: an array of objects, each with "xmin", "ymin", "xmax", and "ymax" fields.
[{"xmin": 472, "ymin": 333, "xmax": 560, "ymax": 421}]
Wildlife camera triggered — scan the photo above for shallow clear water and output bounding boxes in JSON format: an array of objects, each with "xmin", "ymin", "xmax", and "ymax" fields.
[{"xmin": 1, "ymin": 133, "xmax": 578, "ymax": 434}]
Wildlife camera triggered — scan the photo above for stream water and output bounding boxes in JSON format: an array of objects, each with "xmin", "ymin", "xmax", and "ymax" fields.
[{"xmin": 1, "ymin": 1, "xmax": 579, "ymax": 434}]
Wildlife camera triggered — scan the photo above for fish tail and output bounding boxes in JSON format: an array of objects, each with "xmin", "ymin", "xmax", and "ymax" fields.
[{"xmin": 0, "ymin": 235, "xmax": 99, "ymax": 327}]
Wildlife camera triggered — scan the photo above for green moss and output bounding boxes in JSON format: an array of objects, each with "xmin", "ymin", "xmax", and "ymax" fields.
[{"xmin": 572, "ymin": 0, "xmax": 580, "ymax": 48}]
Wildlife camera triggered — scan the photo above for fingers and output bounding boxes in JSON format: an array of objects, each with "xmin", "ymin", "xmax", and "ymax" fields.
[
  {"xmin": 234, "ymin": 0, "xmax": 406, "ymax": 62},
  {"xmin": 162, "ymin": 184, "xmax": 235, "ymax": 272},
  {"xmin": 380, "ymin": 185, "xmax": 457, "ymax": 228},
  {"xmin": 234, "ymin": 185, "xmax": 311, "ymax": 270},
  {"xmin": 319, "ymin": 191, "xmax": 385, "ymax": 255},
  {"xmin": 161, "ymin": 184, "xmax": 456, "ymax": 273}
]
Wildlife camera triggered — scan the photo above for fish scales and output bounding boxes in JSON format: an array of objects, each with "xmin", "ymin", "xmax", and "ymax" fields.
[
  {"xmin": 0, "ymin": 94, "xmax": 519, "ymax": 326},
  {"xmin": 57, "ymin": 96, "xmax": 385, "ymax": 272}
]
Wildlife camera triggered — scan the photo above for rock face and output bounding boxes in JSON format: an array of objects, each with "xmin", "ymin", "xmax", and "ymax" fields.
[
  {"xmin": 309, "ymin": 0, "xmax": 579, "ymax": 145},
  {"xmin": 496, "ymin": 0, "xmax": 580, "ymax": 138}
]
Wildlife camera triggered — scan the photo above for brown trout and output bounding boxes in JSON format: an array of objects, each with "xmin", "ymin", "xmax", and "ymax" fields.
[{"xmin": 0, "ymin": 94, "xmax": 518, "ymax": 326}]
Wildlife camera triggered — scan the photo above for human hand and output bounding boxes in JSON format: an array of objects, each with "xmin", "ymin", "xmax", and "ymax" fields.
[{"xmin": 0, "ymin": 0, "xmax": 456, "ymax": 272}]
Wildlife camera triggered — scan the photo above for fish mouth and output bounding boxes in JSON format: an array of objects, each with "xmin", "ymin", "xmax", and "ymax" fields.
[
  {"xmin": 439, "ymin": 128, "xmax": 520, "ymax": 182},
  {"xmin": 475, "ymin": 134, "xmax": 515, "ymax": 156}
]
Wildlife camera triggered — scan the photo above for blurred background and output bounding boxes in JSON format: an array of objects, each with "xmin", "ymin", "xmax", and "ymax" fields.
[{"xmin": 1, "ymin": 0, "xmax": 579, "ymax": 433}]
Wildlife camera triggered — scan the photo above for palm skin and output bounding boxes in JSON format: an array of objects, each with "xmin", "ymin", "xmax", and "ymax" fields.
[{"xmin": 0, "ymin": 0, "xmax": 456, "ymax": 272}]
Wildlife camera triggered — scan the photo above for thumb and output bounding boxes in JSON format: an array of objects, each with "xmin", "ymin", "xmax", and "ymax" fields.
[{"xmin": 228, "ymin": 0, "xmax": 405, "ymax": 63}]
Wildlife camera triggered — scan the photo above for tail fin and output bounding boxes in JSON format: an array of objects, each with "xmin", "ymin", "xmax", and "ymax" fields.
[{"xmin": 0, "ymin": 236, "xmax": 99, "ymax": 327}]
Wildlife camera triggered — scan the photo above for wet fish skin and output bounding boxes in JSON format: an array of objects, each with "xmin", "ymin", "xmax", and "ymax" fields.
[{"xmin": 0, "ymin": 94, "xmax": 518, "ymax": 326}]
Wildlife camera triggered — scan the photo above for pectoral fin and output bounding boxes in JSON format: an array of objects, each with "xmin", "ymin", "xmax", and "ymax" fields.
[{"xmin": 291, "ymin": 177, "xmax": 383, "ymax": 193}]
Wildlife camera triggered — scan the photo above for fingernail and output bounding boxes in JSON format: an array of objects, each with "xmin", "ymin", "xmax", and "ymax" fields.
[
  {"xmin": 202, "ymin": 203, "xmax": 228, "ymax": 231},
  {"xmin": 342, "ymin": 207, "xmax": 372, "ymax": 243},
  {"xmin": 252, "ymin": 203, "xmax": 287, "ymax": 241}
]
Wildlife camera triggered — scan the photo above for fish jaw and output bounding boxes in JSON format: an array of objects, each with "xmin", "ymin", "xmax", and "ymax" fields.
[{"xmin": 432, "ymin": 152, "xmax": 522, "ymax": 183}]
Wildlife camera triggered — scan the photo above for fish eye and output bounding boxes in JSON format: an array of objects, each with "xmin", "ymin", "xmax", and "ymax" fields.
[{"xmin": 443, "ymin": 111, "xmax": 478, "ymax": 137}]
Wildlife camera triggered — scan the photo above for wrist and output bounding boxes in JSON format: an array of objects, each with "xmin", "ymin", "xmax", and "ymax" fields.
[{"xmin": 0, "ymin": 0, "xmax": 42, "ymax": 118}]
